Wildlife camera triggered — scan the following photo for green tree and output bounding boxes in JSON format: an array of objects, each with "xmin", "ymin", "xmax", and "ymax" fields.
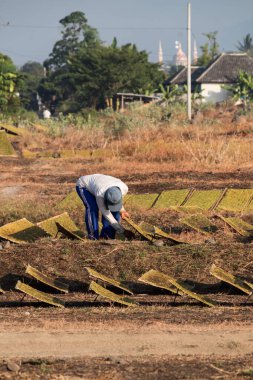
[
  {"xmin": 111, "ymin": 37, "xmax": 118, "ymax": 49},
  {"xmin": 44, "ymin": 11, "xmax": 100, "ymax": 71},
  {"xmin": 19, "ymin": 61, "xmax": 44, "ymax": 111},
  {"xmin": 40, "ymin": 11, "xmax": 101, "ymax": 112},
  {"xmin": 50, "ymin": 43, "xmax": 163, "ymax": 112},
  {"xmin": 167, "ymin": 64, "xmax": 184, "ymax": 77},
  {"xmin": 236, "ymin": 34, "xmax": 253, "ymax": 56},
  {"xmin": 21, "ymin": 61, "xmax": 44, "ymax": 76},
  {"xmin": 225, "ymin": 70, "xmax": 253, "ymax": 109},
  {"xmin": 198, "ymin": 31, "xmax": 219, "ymax": 66},
  {"xmin": 0, "ymin": 53, "xmax": 22, "ymax": 113},
  {"xmin": 159, "ymin": 84, "xmax": 185, "ymax": 105},
  {"xmin": 39, "ymin": 12, "xmax": 164, "ymax": 113}
]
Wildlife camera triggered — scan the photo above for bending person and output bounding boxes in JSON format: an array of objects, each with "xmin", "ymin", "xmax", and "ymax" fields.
[{"xmin": 76, "ymin": 173, "xmax": 129, "ymax": 240}]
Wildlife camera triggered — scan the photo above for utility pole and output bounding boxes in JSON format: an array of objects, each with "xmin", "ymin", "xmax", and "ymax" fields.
[{"xmin": 187, "ymin": 2, "xmax": 192, "ymax": 121}]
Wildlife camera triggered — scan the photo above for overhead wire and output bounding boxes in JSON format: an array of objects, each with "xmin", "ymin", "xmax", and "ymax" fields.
[
  {"xmin": 0, "ymin": 48, "xmax": 46, "ymax": 60},
  {"xmin": 0, "ymin": 22, "xmax": 189, "ymax": 63},
  {"xmin": 0, "ymin": 22, "xmax": 187, "ymax": 31}
]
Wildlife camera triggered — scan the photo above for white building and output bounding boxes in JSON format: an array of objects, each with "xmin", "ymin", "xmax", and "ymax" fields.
[
  {"xmin": 165, "ymin": 52, "xmax": 253, "ymax": 103},
  {"xmin": 173, "ymin": 41, "xmax": 187, "ymax": 67}
]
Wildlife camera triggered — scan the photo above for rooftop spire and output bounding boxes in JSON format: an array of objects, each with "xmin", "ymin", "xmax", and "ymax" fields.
[
  {"xmin": 193, "ymin": 40, "xmax": 198, "ymax": 64},
  {"xmin": 174, "ymin": 41, "xmax": 187, "ymax": 67},
  {"xmin": 158, "ymin": 40, "xmax": 163, "ymax": 64}
]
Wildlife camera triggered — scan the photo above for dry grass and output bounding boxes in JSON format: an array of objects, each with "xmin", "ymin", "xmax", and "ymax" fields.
[{"xmin": 17, "ymin": 103, "xmax": 253, "ymax": 172}]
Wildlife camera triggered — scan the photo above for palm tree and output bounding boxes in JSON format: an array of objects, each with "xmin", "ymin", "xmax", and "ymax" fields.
[
  {"xmin": 236, "ymin": 34, "xmax": 253, "ymax": 54},
  {"xmin": 158, "ymin": 84, "xmax": 185, "ymax": 105}
]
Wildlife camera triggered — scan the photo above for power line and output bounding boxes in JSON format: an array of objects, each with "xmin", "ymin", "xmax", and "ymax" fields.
[
  {"xmin": 1, "ymin": 23, "xmax": 59, "ymax": 29},
  {"xmin": 98, "ymin": 27, "xmax": 186, "ymax": 31},
  {"xmin": 0, "ymin": 22, "xmax": 186, "ymax": 31},
  {"xmin": 0, "ymin": 47, "xmax": 47, "ymax": 60}
]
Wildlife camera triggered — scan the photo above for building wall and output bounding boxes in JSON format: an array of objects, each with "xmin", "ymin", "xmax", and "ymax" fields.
[{"xmin": 200, "ymin": 84, "xmax": 231, "ymax": 103}]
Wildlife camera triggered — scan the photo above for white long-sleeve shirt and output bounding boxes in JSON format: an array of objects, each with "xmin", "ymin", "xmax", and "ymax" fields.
[{"xmin": 77, "ymin": 174, "xmax": 128, "ymax": 232}]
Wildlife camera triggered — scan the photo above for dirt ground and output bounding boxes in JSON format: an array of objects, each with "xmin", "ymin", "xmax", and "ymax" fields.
[{"xmin": 0, "ymin": 156, "xmax": 253, "ymax": 379}]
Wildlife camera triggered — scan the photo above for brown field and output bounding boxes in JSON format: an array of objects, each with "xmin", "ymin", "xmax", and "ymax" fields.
[{"xmin": 0, "ymin": 104, "xmax": 253, "ymax": 379}]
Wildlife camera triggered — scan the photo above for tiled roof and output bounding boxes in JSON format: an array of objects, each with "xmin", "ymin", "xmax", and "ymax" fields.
[
  {"xmin": 164, "ymin": 66, "xmax": 205, "ymax": 86},
  {"xmin": 165, "ymin": 53, "xmax": 253, "ymax": 85},
  {"xmin": 196, "ymin": 53, "xmax": 253, "ymax": 83}
]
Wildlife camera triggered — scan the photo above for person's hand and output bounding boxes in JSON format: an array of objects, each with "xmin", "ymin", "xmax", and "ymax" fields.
[
  {"xmin": 124, "ymin": 229, "xmax": 135, "ymax": 240},
  {"xmin": 120, "ymin": 210, "xmax": 130, "ymax": 219},
  {"xmin": 115, "ymin": 230, "xmax": 125, "ymax": 241}
]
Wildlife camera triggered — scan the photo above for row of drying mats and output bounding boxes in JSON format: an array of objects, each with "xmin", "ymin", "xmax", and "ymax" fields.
[
  {"xmin": 123, "ymin": 187, "xmax": 253, "ymax": 213},
  {"xmin": 123, "ymin": 187, "xmax": 253, "ymax": 238},
  {"xmin": 0, "ymin": 189, "xmax": 253, "ymax": 247},
  {"xmin": 0, "ymin": 263, "xmax": 252, "ymax": 308},
  {"xmin": 0, "ymin": 209, "xmax": 252, "ymax": 248},
  {"xmin": 0, "ymin": 122, "xmax": 119, "ymax": 159},
  {"xmin": 58, "ymin": 188, "xmax": 253, "ymax": 239},
  {"xmin": 0, "ymin": 123, "xmax": 32, "ymax": 157},
  {"xmin": 0, "ymin": 211, "xmax": 252, "ymax": 308},
  {"xmin": 0, "ymin": 212, "xmax": 85, "ymax": 244},
  {"xmin": 60, "ymin": 188, "xmax": 253, "ymax": 214}
]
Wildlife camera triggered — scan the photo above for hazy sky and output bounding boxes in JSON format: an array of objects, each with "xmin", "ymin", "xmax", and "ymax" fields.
[{"xmin": 1, "ymin": 0, "xmax": 253, "ymax": 67}]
